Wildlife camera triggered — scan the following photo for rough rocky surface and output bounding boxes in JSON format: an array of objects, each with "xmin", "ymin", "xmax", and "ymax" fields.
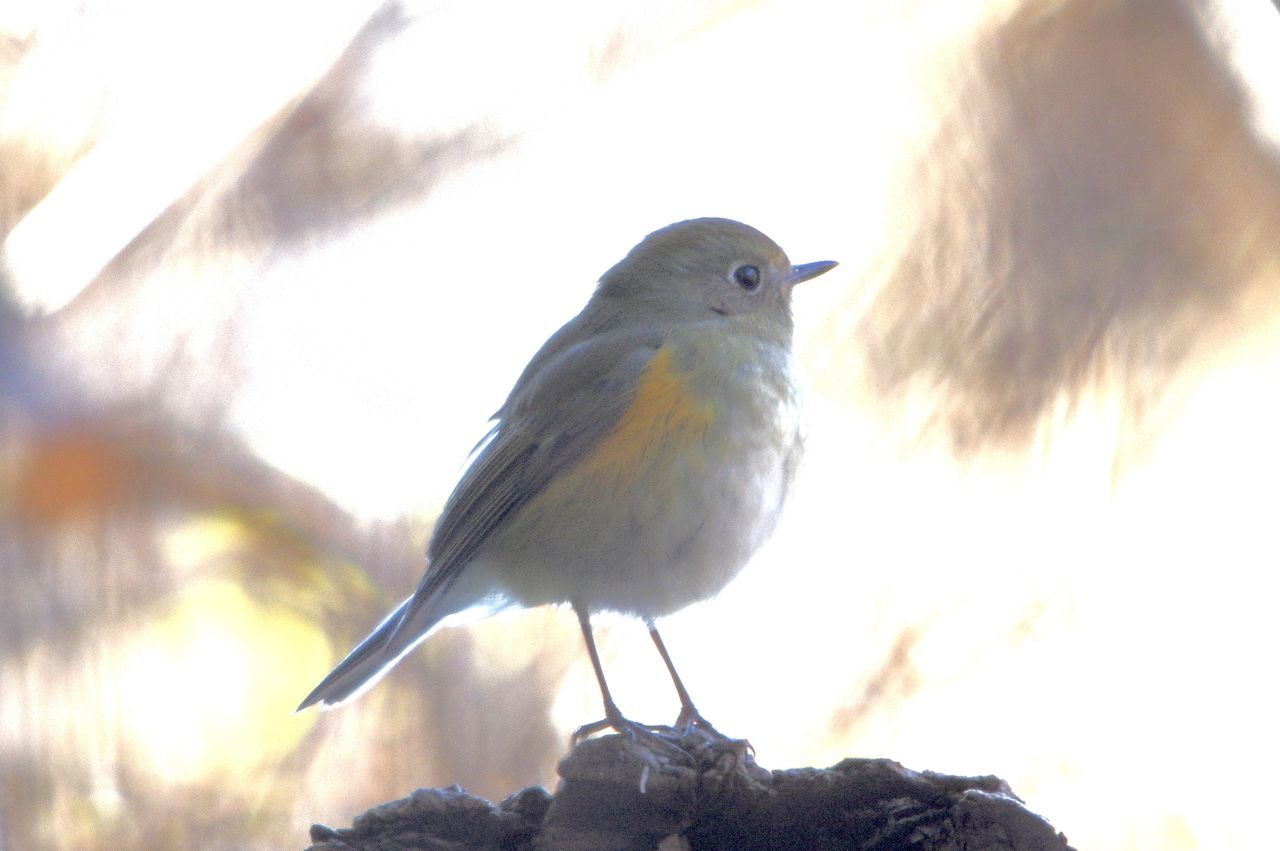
[{"xmin": 306, "ymin": 732, "xmax": 1073, "ymax": 850}]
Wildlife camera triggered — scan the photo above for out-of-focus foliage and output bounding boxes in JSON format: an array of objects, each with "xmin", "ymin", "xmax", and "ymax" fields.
[
  {"xmin": 2, "ymin": 1, "xmax": 1278, "ymax": 849},
  {"xmin": 846, "ymin": 0, "xmax": 1280, "ymax": 457}
]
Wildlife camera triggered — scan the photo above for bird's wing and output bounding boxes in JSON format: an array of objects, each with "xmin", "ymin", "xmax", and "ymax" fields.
[{"xmin": 387, "ymin": 325, "xmax": 665, "ymax": 643}]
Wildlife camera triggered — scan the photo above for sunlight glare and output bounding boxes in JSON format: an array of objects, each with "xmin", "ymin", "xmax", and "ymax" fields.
[{"xmin": 118, "ymin": 579, "xmax": 324, "ymax": 785}]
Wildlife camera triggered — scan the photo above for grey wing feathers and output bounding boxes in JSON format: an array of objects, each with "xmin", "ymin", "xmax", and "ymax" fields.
[
  {"xmin": 300, "ymin": 327, "xmax": 663, "ymax": 710},
  {"xmin": 382, "ymin": 327, "xmax": 664, "ymax": 649},
  {"xmin": 407, "ymin": 437, "xmax": 538, "ymax": 606}
]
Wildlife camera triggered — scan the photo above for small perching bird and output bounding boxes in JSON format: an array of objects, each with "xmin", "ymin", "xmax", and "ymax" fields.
[{"xmin": 298, "ymin": 218, "xmax": 836, "ymax": 745}]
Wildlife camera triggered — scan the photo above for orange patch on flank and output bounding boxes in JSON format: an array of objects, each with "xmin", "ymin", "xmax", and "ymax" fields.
[{"xmin": 574, "ymin": 348, "xmax": 715, "ymax": 488}]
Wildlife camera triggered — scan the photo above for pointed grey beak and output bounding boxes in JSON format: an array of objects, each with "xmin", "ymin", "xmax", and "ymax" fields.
[{"xmin": 786, "ymin": 260, "xmax": 838, "ymax": 285}]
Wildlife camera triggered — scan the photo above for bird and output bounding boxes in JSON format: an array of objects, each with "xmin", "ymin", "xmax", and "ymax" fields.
[{"xmin": 298, "ymin": 217, "xmax": 836, "ymax": 745}]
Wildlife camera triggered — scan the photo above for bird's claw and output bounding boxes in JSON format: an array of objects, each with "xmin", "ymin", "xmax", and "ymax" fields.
[{"xmin": 571, "ymin": 715, "xmax": 697, "ymax": 765}]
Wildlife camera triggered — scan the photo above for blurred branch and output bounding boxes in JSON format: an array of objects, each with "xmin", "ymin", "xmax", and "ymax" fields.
[{"xmin": 305, "ymin": 734, "xmax": 1073, "ymax": 851}]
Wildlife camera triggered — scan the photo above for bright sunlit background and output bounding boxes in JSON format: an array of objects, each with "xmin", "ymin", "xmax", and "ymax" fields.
[{"xmin": 3, "ymin": 0, "xmax": 1279, "ymax": 849}]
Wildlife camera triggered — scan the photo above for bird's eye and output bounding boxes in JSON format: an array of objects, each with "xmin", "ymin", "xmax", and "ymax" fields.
[{"xmin": 733, "ymin": 265, "xmax": 760, "ymax": 291}]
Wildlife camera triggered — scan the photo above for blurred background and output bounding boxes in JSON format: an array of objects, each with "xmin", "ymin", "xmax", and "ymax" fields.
[{"xmin": 2, "ymin": 0, "xmax": 1279, "ymax": 848}]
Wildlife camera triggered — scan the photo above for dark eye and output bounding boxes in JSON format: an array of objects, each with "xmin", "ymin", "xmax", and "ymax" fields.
[{"xmin": 733, "ymin": 265, "xmax": 760, "ymax": 291}]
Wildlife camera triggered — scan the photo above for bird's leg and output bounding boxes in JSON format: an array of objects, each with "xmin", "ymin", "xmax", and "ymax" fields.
[
  {"xmin": 569, "ymin": 602, "xmax": 691, "ymax": 761},
  {"xmin": 647, "ymin": 621, "xmax": 754, "ymax": 770},
  {"xmin": 647, "ymin": 621, "xmax": 726, "ymax": 738},
  {"xmin": 570, "ymin": 601, "xmax": 627, "ymax": 743}
]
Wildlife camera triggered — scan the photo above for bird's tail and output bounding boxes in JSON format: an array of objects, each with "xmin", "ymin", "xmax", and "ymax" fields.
[{"xmin": 296, "ymin": 596, "xmax": 435, "ymax": 711}]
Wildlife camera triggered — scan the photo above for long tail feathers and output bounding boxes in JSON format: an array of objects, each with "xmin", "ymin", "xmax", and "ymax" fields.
[{"xmin": 296, "ymin": 596, "xmax": 430, "ymax": 711}]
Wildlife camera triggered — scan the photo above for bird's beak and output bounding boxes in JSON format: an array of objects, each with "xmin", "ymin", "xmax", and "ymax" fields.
[{"xmin": 786, "ymin": 260, "xmax": 838, "ymax": 286}]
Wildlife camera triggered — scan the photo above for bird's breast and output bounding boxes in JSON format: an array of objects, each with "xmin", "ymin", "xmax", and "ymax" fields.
[{"xmin": 489, "ymin": 333, "xmax": 802, "ymax": 618}]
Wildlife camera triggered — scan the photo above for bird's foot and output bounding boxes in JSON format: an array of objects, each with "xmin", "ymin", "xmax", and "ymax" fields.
[
  {"xmin": 673, "ymin": 705, "xmax": 729, "ymax": 739},
  {"xmin": 571, "ymin": 714, "xmax": 697, "ymax": 765},
  {"xmin": 671, "ymin": 706, "xmax": 754, "ymax": 769}
]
